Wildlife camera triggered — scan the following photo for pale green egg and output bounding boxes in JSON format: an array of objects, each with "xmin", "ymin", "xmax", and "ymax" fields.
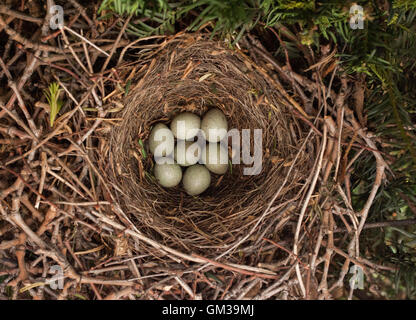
[
  {"xmin": 170, "ymin": 112, "xmax": 201, "ymax": 140},
  {"xmin": 182, "ymin": 164, "xmax": 211, "ymax": 196},
  {"xmin": 201, "ymin": 108, "xmax": 228, "ymax": 143},
  {"xmin": 154, "ymin": 163, "xmax": 182, "ymax": 188},
  {"xmin": 202, "ymin": 143, "xmax": 229, "ymax": 175},
  {"xmin": 148, "ymin": 123, "xmax": 174, "ymax": 157},
  {"xmin": 174, "ymin": 141, "xmax": 202, "ymax": 166}
]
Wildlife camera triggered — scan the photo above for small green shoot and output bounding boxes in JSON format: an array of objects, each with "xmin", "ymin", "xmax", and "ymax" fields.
[
  {"xmin": 43, "ymin": 82, "xmax": 63, "ymax": 127},
  {"xmin": 73, "ymin": 293, "xmax": 87, "ymax": 300},
  {"xmin": 124, "ymin": 79, "xmax": 132, "ymax": 97},
  {"xmin": 138, "ymin": 139, "xmax": 147, "ymax": 159}
]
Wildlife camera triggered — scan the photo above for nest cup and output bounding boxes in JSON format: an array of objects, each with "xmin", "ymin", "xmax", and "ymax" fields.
[{"xmin": 107, "ymin": 35, "xmax": 312, "ymax": 255}]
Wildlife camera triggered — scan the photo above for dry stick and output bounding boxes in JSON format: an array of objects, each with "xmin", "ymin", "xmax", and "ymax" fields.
[
  {"xmin": 42, "ymin": 0, "xmax": 55, "ymax": 38},
  {"xmin": 334, "ymin": 76, "xmax": 348, "ymax": 180},
  {"xmin": 55, "ymin": 201, "xmax": 111, "ymax": 206},
  {"xmin": 266, "ymin": 24, "xmax": 292, "ymax": 70},
  {"xmin": 334, "ymin": 218, "xmax": 416, "ymax": 233},
  {"xmin": 0, "ymin": 98, "xmax": 95, "ymax": 200},
  {"xmin": 62, "ymin": 26, "xmax": 109, "ymax": 57},
  {"xmin": 1, "ymin": 34, "xmax": 13, "ymax": 64},
  {"xmin": 237, "ymin": 278, "xmax": 262, "ymax": 300},
  {"xmin": 0, "ymin": 14, "xmax": 14, "ymax": 33},
  {"xmin": 322, "ymin": 116, "xmax": 337, "ymax": 183},
  {"xmin": 330, "ymin": 246, "xmax": 396, "ymax": 272},
  {"xmin": 0, "ymin": 204, "xmax": 46, "ymax": 250},
  {"xmin": 223, "ymin": 276, "xmax": 255, "ymax": 300},
  {"xmin": 64, "ymin": 241, "xmax": 103, "ymax": 300},
  {"xmin": 40, "ymin": 41, "xmax": 129, "ymax": 63},
  {"xmin": 237, "ymin": 48, "xmax": 309, "ymax": 119},
  {"xmin": 9, "ymin": 233, "xmax": 28, "ymax": 287},
  {"xmin": 2, "ymin": 152, "xmax": 93, "ymax": 214},
  {"xmin": 100, "ymin": 14, "xmax": 133, "ymax": 74},
  {"xmin": 347, "ymin": 109, "xmax": 388, "ymax": 235},
  {"xmin": 35, "ymin": 205, "xmax": 57, "ymax": 237},
  {"xmin": 0, "ymin": 5, "xmax": 44, "ymax": 24},
  {"xmin": 8, "ymin": 81, "xmax": 39, "ymax": 135},
  {"xmin": 263, "ymin": 238, "xmax": 308, "ymax": 269},
  {"xmin": 104, "ymin": 287, "xmax": 139, "ymax": 300},
  {"xmin": 42, "ymin": 146, "xmax": 95, "ymax": 200},
  {"xmin": 67, "ymin": 0, "xmax": 98, "ymax": 37},
  {"xmin": 21, "ymin": 195, "xmax": 44, "ymax": 221},
  {"xmin": 293, "ymin": 120, "xmax": 328, "ymax": 298},
  {"xmin": 88, "ymin": 208, "xmax": 275, "ymax": 278},
  {"xmin": 89, "ymin": 209, "xmax": 205, "ymax": 264},
  {"xmin": 59, "ymin": 16, "xmax": 133, "ymax": 158},
  {"xmin": 0, "ymin": 173, "xmax": 24, "ymax": 201},
  {"xmin": 0, "ymin": 101, "xmax": 37, "ymax": 142},
  {"xmin": 35, "ymin": 152, "xmax": 47, "ymax": 209},
  {"xmin": 175, "ymin": 276, "xmax": 195, "ymax": 299},
  {"xmin": 65, "ymin": 141, "xmax": 112, "ymax": 199},
  {"xmin": 329, "ymin": 108, "xmax": 389, "ymax": 294},
  {"xmin": 226, "ymin": 263, "xmax": 277, "ymax": 276},
  {"xmin": 1, "ymin": 203, "xmax": 135, "ymax": 287},
  {"xmin": 8, "ymin": 177, "xmax": 29, "ymax": 289},
  {"xmin": 60, "ymin": 28, "xmax": 91, "ymax": 75},
  {"xmin": 309, "ymin": 226, "xmax": 323, "ymax": 272},
  {"xmin": 81, "ymin": 30, "xmax": 94, "ymax": 74},
  {"xmin": 256, "ymin": 265, "xmax": 297, "ymax": 300},
  {"xmin": 41, "ymin": 12, "xmax": 81, "ymax": 42},
  {"xmin": 0, "ymin": 57, "xmax": 39, "ymax": 138},
  {"xmin": 317, "ymin": 207, "xmax": 335, "ymax": 295},
  {"xmin": 0, "ymin": 125, "xmax": 31, "ymax": 139},
  {"xmin": 0, "ymin": 12, "xmax": 118, "ymax": 59},
  {"xmin": 0, "ymin": 15, "xmax": 62, "ymax": 53},
  {"xmin": 0, "ymin": 166, "xmax": 56, "ymax": 210},
  {"xmin": 247, "ymin": 36, "xmax": 310, "ymax": 109},
  {"xmin": 192, "ymin": 255, "xmax": 279, "ymax": 280},
  {"xmin": 46, "ymin": 169, "xmax": 85, "ymax": 198},
  {"xmin": 117, "ymin": 35, "xmax": 165, "ymax": 66},
  {"xmin": 334, "ymin": 203, "xmax": 353, "ymax": 233},
  {"xmin": 0, "ymin": 50, "xmax": 40, "ymax": 119},
  {"xmin": 0, "ymin": 238, "xmax": 21, "ymax": 250}
]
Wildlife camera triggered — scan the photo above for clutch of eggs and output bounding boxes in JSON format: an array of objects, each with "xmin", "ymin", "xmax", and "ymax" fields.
[{"xmin": 147, "ymin": 108, "xmax": 230, "ymax": 196}]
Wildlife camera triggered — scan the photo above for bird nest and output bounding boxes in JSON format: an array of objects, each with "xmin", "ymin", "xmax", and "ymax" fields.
[{"xmin": 102, "ymin": 35, "xmax": 315, "ymax": 256}]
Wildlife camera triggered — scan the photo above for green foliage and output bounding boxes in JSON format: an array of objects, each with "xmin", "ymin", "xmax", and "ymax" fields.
[
  {"xmin": 99, "ymin": 0, "xmax": 262, "ymax": 41},
  {"xmin": 393, "ymin": 0, "xmax": 416, "ymax": 9},
  {"xmin": 334, "ymin": 3, "xmax": 416, "ymax": 298},
  {"xmin": 43, "ymin": 82, "xmax": 63, "ymax": 127},
  {"xmin": 347, "ymin": 4, "xmax": 416, "ymax": 220},
  {"xmin": 183, "ymin": 0, "xmax": 260, "ymax": 42},
  {"xmin": 100, "ymin": 0, "xmax": 171, "ymax": 15},
  {"xmin": 99, "ymin": 0, "xmax": 176, "ymax": 36}
]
